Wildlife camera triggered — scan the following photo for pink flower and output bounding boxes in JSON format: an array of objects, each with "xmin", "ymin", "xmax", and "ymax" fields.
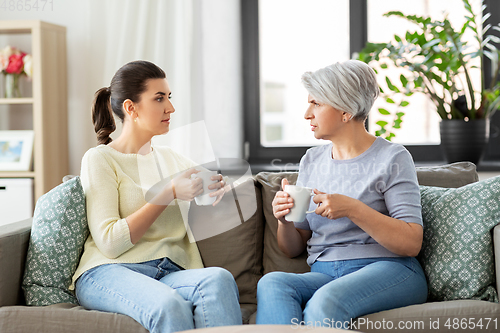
[
  {"xmin": 5, "ymin": 53, "xmax": 25, "ymax": 74},
  {"xmin": 1, "ymin": 46, "xmax": 32, "ymax": 76}
]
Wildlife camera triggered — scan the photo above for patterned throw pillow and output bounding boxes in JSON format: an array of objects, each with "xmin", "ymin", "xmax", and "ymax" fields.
[
  {"xmin": 418, "ymin": 176, "xmax": 500, "ymax": 303},
  {"xmin": 22, "ymin": 176, "xmax": 88, "ymax": 306}
]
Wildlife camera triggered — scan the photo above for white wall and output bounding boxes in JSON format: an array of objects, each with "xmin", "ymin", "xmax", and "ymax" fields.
[{"xmin": 1, "ymin": 0, "xmax": 242, "ymax": 176}]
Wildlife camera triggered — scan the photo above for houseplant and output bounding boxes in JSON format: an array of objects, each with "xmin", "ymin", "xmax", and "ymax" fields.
[{"xmin": 356, "ymin": 0, "xmax": 500, "ymax": 164}]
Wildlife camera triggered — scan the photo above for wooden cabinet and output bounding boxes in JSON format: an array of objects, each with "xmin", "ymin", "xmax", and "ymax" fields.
[{"xmin": 0, "ymin": 20, "xmax": 68, "ymax": 203}]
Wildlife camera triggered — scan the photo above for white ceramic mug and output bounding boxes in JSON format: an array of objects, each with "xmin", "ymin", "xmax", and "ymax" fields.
[
  {"xmin": 283, "ymin": 185, "xmax": 315, "ymax": 222},
  {"xmin": 192, "ymin": 170, "xmax": 219, "ymax": 206}
]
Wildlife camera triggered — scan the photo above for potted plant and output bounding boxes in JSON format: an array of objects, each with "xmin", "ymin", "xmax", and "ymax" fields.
[{"xmin": 356, "ymin": 0, "xmax": 500, "ymax": 164}]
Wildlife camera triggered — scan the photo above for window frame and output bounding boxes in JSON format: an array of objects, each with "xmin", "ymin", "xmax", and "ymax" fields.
[{"xmin": 242, "ymin": 0, "xmax": 500, "ymax": 171}]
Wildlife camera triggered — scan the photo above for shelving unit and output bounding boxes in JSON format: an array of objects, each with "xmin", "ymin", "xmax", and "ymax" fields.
[
  {"xmin": 0, "ymin": 20, "xmax": 68, "ymax": 203},
  {"xmin": 0, "ymin": 98, "xmax": 34, "ymax": 104}
]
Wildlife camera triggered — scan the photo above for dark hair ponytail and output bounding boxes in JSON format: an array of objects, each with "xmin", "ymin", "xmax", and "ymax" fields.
[
  {"xmin": 91, "ymin": 60, "xmax": 166, "ymax": 145},
  {"xmin": 92, "ymin": 87, "xmax": 115, "ymax": 145}
]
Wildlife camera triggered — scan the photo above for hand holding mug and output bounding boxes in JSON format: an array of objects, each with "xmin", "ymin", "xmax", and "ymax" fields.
[
  {"xmin": 272, "ymin": 178, "xmax": 294, "ymax": 223},
  {"xmin": 171, "ymin": 168, "xmax": 204, "ymax": 201},
  {"xmin": 191, "ymin": 171, "xmax": 227, "ymax": 206},
  {"xmin": 283, "ymin": 185, "xmax": 315, "ymax": 222},
  {"xmin": 205, "ymin": 172, "xmax": 228, "ymax": 206}
]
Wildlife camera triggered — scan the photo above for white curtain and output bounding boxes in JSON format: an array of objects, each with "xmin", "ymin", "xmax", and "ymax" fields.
[{"xmin": 86, "ymin": 0, "xmax": 242, "ymax": 166}]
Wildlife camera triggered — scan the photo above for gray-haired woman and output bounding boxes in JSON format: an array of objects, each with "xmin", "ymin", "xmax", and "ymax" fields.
[{"xmin": 256, "ymin": 60, "xmax": 428, "ymax": 329}]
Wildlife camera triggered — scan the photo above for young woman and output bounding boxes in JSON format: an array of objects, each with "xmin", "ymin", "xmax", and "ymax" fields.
[
  {"xmin": 256, "ymin": 60, "xmax": 428, "ymax": 329},
  {"xmin": 71, "ymin": 60, "xmax": 242, "ymax": 333}
]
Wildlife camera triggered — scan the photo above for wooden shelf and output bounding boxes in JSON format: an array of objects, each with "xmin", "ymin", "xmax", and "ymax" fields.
[
  {"xmin": 0, "ymin": 171, "xmax": 35, "ymax": 178},
  {"xmin": 0, "ymin": 98, "xmax": 34, "ymax": 104},
  {"xmin": 0, "ymin": 20, "xmax": 66, "ymax": 34}
]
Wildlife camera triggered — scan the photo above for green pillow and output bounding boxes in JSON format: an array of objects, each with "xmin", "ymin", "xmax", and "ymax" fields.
[
  {"xmin": 418, "ymin": 176, "xmax": 500, "ymax": 303},
  {"xmin": 22, "ymin": 176, "xmax": 88, "ymax": 306}
]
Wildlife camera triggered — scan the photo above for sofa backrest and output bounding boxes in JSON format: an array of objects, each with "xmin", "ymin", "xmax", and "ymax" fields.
[{"xmin": 415, "ymin": 162, "xmax": 478, "ymax": 187}]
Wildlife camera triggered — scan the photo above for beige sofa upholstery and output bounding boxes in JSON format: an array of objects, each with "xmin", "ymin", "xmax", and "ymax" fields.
[{"xmin": 0, "ymin": 162, "xmax": 499, "ymax": 332}]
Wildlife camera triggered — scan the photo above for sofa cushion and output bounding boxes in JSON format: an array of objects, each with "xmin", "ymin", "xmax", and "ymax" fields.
[
  {"xmin": 418, "ymin": 176, "xmax": 500, "ymax": 302},
  {"xmin": 255, "ymin": 172, "xmax": 310, "ymax": 275},
  {"xmin": 0, "ymin": 303, "xmax": 148, "ymax": 333},
  {"xmin": 22, "ymin": 177, "xmax": 89, "ymax": 306},
  {"xmin": 416, "ymin": 162, "xmax": 478, "ymax": 188},
  {"xmin": 357, "ymin": 299, "xmax": 500, "ymax": 333},
  {"xmin": 195, "ymin": 178, "xmax": 264, "ymax": 323}
]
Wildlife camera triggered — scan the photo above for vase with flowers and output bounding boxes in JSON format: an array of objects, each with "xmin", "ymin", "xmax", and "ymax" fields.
[{"xmin": 0, "ymin": 46, "xmax": 33, "ymax": 98}]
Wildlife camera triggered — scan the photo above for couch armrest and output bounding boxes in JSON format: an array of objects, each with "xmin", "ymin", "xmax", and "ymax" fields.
[
  {"xmin": 494, "ymin": 224, "xmax": 500, "ymax": 295},
  {"xmin": 0, "ymin": 218, "xmax": 32, "ymax": 307}
]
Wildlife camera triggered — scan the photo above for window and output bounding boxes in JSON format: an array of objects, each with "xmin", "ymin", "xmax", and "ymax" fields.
[
  {"xmin": 259, "ymin": 0, "xmax": 349, "ymax": 147},
  {"xmin": 242, "ymin": 0, "xmax": 359, "ymax": 169},
  {"xmin": 242, "ymin": 0, "xmax": 500, "ymax": 171}
]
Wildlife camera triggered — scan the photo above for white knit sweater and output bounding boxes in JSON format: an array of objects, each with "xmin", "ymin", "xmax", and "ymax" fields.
[{"xmin": 71, "ymin": 144, "xmax": 204, "ymax": 289}]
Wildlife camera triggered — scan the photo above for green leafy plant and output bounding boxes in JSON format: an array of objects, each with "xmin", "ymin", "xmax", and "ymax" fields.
[{"xmin": 356, "ymin": 0, "xmax": 500, "ymax": 140}]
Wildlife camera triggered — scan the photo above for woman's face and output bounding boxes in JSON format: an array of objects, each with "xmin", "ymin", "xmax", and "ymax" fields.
[
  {"xmin": 304, "ymin": 94, "xmax": 344, "ymax": 141},
  {"xmin": 134, "ymin": 78, "xmax": 175, "ymax": 136}
]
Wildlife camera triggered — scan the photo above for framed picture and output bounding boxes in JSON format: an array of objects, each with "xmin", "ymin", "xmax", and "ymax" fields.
[{"xmin": 0, "ymin": 131, "xmax": 34, "ymax": 171}]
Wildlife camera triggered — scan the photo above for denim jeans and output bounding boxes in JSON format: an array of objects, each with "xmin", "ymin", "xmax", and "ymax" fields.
[
  {"xmin": 75, "ymin": 258, "xmax": 242, "ymax": 333},
  {"xmin": 256, "ymin": 257, "xmax": 427, "ymax": 328}
]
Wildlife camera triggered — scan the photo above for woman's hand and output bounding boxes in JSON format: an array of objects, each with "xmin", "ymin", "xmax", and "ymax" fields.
[
  {"xmin": 208, "ymin": 174, "xmax": 228, "ymax": 206},
  {"xmin": 171, "ymin": 168, "xmax": 204, "ymax": 201},
  {"xmin": 312, "ymin": 189, "xmax": 356, "ymax": 220},
  {"xmin": 272, "ymin": 178, "xmax": 294, "ymax": 223}
]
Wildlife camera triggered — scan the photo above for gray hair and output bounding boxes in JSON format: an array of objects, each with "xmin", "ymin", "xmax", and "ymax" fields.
[{"xmin": 301, "ymin": 60, "xmax": 379, "ymax": 121}]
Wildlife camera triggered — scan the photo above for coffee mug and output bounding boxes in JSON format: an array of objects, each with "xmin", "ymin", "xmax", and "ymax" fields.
[
  {"xmin": 192, "ymin": 170, "xmax": 218, "ymax": 206},
  {"xmin": 283, "ymin": 185, "xmax": 316, "ymax": 222}
]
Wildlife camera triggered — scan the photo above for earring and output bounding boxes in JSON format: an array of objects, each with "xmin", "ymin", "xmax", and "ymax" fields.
[
  {"xmin": 134, "ymin": 117, "xmax": 138, "ymax": 123},
  {"xmin": 343, "ymin": 118, "xmax": 347, "ymax": 122}
]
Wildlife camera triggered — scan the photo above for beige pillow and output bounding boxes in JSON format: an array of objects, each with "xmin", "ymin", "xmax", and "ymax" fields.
[
  {"xmin": 416, "ymin": 161, "xmax": 478, "ymax": 188},
  {"xmin": 254, "ymin": 172, "xmax": 310, "ymax": 275},
  {"xmin": 194, "ymin": 178, "xmax": 264, "ymax": 323}
]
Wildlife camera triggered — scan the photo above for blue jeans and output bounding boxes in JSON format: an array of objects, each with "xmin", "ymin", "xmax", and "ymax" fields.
[
  {"xmin": 75, "ymin": 258, "xmax": 242, "ymax": 333},
  {"xmin": 256, "ymin": 257, "xmax": 427, "ymax": 328}
]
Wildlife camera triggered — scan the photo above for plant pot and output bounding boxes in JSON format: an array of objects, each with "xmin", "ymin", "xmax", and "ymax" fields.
[{"xmin": 440, "ymin": 119, "xmax": 490, "ymax": 165}]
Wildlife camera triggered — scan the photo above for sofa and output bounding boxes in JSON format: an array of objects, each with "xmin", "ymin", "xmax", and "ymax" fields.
[{"xmin": 0, "ymin": 162, "xmax": 499, "ymax": 332}]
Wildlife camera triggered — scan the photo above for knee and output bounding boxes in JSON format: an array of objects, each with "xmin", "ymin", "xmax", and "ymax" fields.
[
  {"xmin": 304, "ymin": 292, "xmax": 350, "ymax": 324},
  {"xmin": 149, "ymin": 290, "xmax": 194, "ymax": 330},
  {"xmin": 257, "ymin": 272, "xmax": 290, "ymax": 295},
  {"xmin": 156, "ymin": 288, "xmax": 192, "ymax": 315},
  {"xmin": 203, "ymin": 267, "xmax": 238, "ymax": 293}
]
